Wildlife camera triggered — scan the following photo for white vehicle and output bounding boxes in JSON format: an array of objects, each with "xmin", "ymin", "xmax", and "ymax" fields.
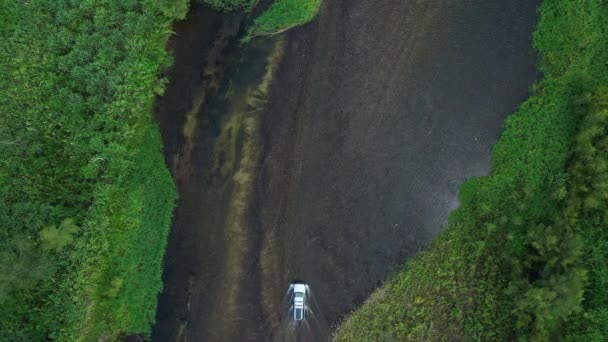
[{"xmin": 292, "ymin": 282, "xmax": 307, "ymax": 321}]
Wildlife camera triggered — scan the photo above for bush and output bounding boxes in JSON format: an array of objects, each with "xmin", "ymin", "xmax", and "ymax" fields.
[
  {"xmin": 0, "ymin": 0, "xmax": 186, "ymax": 340},
  {"xmin": 202, "ymin": 0, "xmax": 256, "ymax": 11},
  {"xmin": 249, "ymin": 0, "xmax": 321, "ymax": 38}
]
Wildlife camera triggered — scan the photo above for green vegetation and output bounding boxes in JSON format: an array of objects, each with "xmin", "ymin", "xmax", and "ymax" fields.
[
  {"xmin": 248, "ymin": 0, "xmax": 321, "ymax": 39},
  {"xmin": 335, "ymin": 1, "xmax": 608, "ymax": 341},
  {"xmin": 0, "ymin": 0, "xmax": 187, "ymax": 340},
  {"xmin": 200, "ymin": 0, "xmax": 321, "ymax": 40},
  {"xmin": 564, "ymin": 89, "xmax": 608, "ymax": 340},
  {"xmin": 202, "ymin": 0, "xmax": 255, "ymax": 11}
]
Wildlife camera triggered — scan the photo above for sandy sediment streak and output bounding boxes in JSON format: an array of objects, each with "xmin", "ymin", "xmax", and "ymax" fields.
[{"xmin": 214, "ymin": 37, "xmax": 286, "ymax": 339}]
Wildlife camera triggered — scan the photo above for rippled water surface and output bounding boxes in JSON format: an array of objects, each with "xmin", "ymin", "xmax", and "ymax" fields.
[{"xmin": 154, "ymin": 1, "xmax": 540, "ymax": 341}]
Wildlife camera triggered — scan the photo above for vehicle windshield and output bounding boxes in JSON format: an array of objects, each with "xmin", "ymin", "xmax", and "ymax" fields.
[
  {"xmin": 295, "ymin": 292, "xmax": 304, "ymax": 298},
  {"xmin": 295, "ymin": 308, "xmax": 303, "ymax": 320}
]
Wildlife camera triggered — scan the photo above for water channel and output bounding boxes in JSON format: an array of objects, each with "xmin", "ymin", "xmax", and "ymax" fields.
[{"xmin": 153, "ymin": 1, "xmax": 540, "ymax": 341}]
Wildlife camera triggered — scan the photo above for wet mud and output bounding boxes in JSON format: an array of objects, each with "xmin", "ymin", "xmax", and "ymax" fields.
[{"xmin": 153, "ymin": 1, "xmax": 540, "ymax": 341}]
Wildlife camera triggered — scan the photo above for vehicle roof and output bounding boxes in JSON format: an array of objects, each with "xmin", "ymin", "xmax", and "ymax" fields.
[{"xmin": 293, "ymin": 283, "xmax": 306, "ymax": 293}]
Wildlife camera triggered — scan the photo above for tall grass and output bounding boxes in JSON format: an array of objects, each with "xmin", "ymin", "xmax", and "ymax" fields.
[{"xmin": 0, "ymin": 0, "xmax": 186, "ymax": 340}]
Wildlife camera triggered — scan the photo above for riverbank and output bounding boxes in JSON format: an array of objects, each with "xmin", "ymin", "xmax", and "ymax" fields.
[{"xmin": 335, "ymin": 1, "xmax": 608, "ymax": 340}]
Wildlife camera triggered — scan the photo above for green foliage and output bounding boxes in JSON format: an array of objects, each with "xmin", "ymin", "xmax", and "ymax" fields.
[
  {"xmin": 40, "ymin": 219, "xmax": 79, "ymax": 252},
  {"xmin": 248, "ymin": 0, "xmax": 321, "ymax": 39},
  {"xmin": 0, "ymin": 235, "xmax": 57, "ymax": 304},
  {"xmin": 335, "ymin": 1, "xmax": 608, "ymax": 340},
  {"xmin": 201, "ymin": 0, "xmax": 256, "ymax": 11},
  {"xmin": 0, "ymin": 0, "xmax": 184, "ymax": 340},
  {"xmin": 562, "ymin": 89, "xmax": 608, "ymax": 340}
]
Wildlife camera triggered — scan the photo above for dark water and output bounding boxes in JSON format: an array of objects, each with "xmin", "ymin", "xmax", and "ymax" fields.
[
  {"xmin": 153, "ymin": 4, "xmax": 278, "ymax": 341},
  {"xmin": 154, "ymin": 1, "xmax": 540, "ymax": 341},
  {"xmin": 255, "ymin": 0, "xmax": 540, "ymax": 340}
]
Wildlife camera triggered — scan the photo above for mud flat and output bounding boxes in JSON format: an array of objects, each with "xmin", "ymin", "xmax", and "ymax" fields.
[{"xmin": 256, "ymin": 0, "xmax": 540, "ymax": 340}]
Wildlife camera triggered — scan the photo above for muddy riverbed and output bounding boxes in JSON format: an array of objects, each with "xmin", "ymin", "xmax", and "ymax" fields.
[{"xmin": 153, "ymin": 1, "xmax": 540, "ymax": 341}]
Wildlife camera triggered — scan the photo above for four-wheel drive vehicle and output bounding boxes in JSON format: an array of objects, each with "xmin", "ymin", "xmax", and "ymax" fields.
[{"xmin": 292, "ymin": 282, "xmax": 307, "ymax": 321}]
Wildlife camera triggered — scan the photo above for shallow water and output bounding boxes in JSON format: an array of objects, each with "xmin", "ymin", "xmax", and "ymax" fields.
[
  {"xmin": 152, "ymin": 4, "xmax": 279, "ymax": 341},
  {"xmin": 154, "ymin": 1, "xmax": 540, "ymax": 341},
  {"xmin": 255, "ymin": 0, "xmax": 540, "ymax": 340}
]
